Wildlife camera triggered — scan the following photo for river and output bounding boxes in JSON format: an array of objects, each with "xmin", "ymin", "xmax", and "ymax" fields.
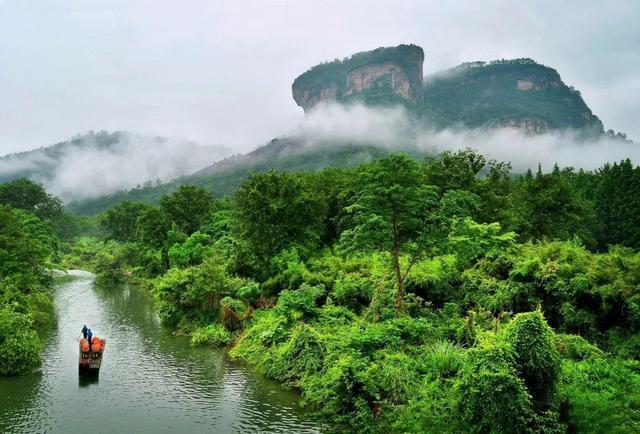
[{"xmin": 0, "ymin": 270, "xmax": 321, "ymax": 433}]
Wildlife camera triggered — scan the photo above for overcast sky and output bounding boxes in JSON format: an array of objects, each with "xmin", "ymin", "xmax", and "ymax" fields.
[{"xmin": 1, "ymin": 0, "xmax": 638, "ymax": 155}]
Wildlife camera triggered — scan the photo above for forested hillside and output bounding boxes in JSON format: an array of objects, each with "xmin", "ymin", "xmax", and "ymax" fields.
[
  {"xmin": 419, "ymin": 59, "xmax": 604, "ymax": 132},
  {"xmin": 58, "ymin": 150, "xmax": 640, "ymax": 432},
  {"xmin": 67, "ymin": 141, "xmax": 421, "ymax": 215}
]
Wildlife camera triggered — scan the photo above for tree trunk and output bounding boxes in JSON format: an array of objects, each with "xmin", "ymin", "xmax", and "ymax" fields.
[
  {"xmin": 161, "ymin": 247, "xmax": 170, "ymax": 271},
  {"xmin": 392, "ymin": 210, "xmax": 404, "ymax": 312}
]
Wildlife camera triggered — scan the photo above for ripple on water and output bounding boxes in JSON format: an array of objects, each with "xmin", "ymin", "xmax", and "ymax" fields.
[{"xmin": 0, "ymin": 271, "xmax": 322, "ymax": 433}]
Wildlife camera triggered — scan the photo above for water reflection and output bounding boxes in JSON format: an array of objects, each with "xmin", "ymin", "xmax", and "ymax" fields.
[
  {"xmin": 0, "ymin": 270, "xmax": 321, "ymax": 433},
  {"xmin": 78, "ymin": 374, "xmax": 99, "ymax": 388}
]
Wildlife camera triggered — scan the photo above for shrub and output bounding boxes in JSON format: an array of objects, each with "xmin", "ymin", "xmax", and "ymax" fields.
[
  {"xmin": 93, "ymin": 240, "xmax": 130, "ymax": 283},
  {"xmin": 422, "ymin": 340, "xmax": 465, "ymax": 380},
  {"xmin": 504, "ymin": 310, "xmax": 561, "ymax": 409},
  {"xmin": 559, "ymin": 358, "xmax": 640, "ymax": 433},
  {"xmin": 554, "ymin": 333, "xmax": 604, "ymax": 361},
  {"xmin": 455, "ymin": 342, "xmax": 535, "ymax": 433},
  {"xmin": 331, "ymin": 275, "xmax": 373, "ymax": 311},
  {"xmin": 391, "ymin": 380, "xmax": 460, "ymax": 433},
  {"xmin": 0, "ymin": 308, "xmax": 41, "ymax": 375},
  {"xmin": 220, "ymin": 297, "xmax": 246, "ymax": 332},
  {"xmin": 364, "ymin": 350, "xmax": 419, "ymax": 404},
  {"xmin": 168, "ymin": 232, "xmax": 212, "ymax": 268},
  {"xmin": 190, "ymin": 324, "xmax": 232, "ymax": 347},
  {"xmin": 275, "ymin": 283, "xmax": 325, "ymax": 322},
  {"xmin": 269, "ymin": 323, "xmax": 326, "ymax": 382},
  {"xmin": 300, "ymin": 353, "xmax": 377, "ymax": 430}
]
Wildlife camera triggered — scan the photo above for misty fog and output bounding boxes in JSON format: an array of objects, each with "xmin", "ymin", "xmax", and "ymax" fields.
[
  {"xmin": 0, "ymin": 133, "xmax": 230, "ymax": 200},
  {"xmin": 1, "ymin": 102, "xmax": 637, "ymax": 202},
  {"xmin": 295, "ymin": 103, "xmax": 640, "ymax": 172}
]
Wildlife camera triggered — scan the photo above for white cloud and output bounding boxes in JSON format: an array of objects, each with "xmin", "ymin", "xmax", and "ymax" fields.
[
  {"xmin": 0, "ymin": 133, "xmax": 230, "ymax": 200},
  {"xmin": 297, "ymin": 103, "xmax": 640, "ymax": 172}
]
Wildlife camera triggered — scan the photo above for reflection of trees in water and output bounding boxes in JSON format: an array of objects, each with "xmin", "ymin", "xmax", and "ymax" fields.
[
  {"xmin": 2, "ymin": 274, "xmax": 318, "ymax": 433},
  {"xmin": 0, "ymin": 275, "xmax": 81, "ymax": 432},
  {"xmin": 0, "ymin": 373, "xmax": 46, "ymax": 432},
  {"xmin": 90, "ymin": 278, "xmax": 318, "ymax": 431}
]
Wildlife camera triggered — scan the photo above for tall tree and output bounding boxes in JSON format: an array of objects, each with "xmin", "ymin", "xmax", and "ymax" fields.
[
  {"xmin": 234, "ymin": 170, "xmax": 326, "ymax": 263},
  {"xmin": 424, "ymin": 148, "xmax": 486, "ymax": 192},
  {"xmin": 100, "ymin": 201, "xmax": 153, "ymax": 242},
  {"xmin": 341, "ymin": 154, "xmax": 437, "ymax": 311},
  {"xmin": 0, "ymin": 178, "xmax": 62, "ymax": 220},
  {"xmin": 511, "ymin": 167, "xmax": 595, "ymax": 245},
  {"xmin": 160, "ymin": 185, "xmax": 213, "ymax": 235},
  {"xmin": 594, "ymin": 159, "xmax": 640, "ymax": 248},
  {"xmin": 0, "ymin": 205, "xmax": 54, "ymax": 292}
]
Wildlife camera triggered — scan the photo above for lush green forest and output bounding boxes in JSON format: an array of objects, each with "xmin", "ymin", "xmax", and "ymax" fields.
[
  {"xmin": 0, "ymin": 179, "xmax": 85, "ymax": 374},
  {"xmin": 18, "ymin": 149, "xmax": 633, "ymax": 432}
]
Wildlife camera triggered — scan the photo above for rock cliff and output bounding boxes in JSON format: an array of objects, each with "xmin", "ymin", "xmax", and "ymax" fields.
[
  {"xmin": 292, "ymin": 44, "xmax": 424, "ymax": 112},
  {"xmin": 293, "ymin": 45, "xmax": 604, "ymax": 135}
]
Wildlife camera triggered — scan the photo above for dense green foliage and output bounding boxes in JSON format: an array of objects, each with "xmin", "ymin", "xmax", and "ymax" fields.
[
  {"xmin": 65, "ymin": 148, "xmax": 640, "ymax": 432},
  {"xmin": 0, "ymin": 179, "xmax": 63, "ymax": 375},
  {"xmin": 420, "ymin": 59, "xmax": 604, "ymax": 132}
]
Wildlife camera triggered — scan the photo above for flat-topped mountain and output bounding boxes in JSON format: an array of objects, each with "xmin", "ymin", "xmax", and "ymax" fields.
[
  {"xmin": 293, "ymin": 44, "xmax": 604, "ymax": 134},
  {"xmin": 65, "ymin": 45, "xmax": 630, "ymax": 213},
  {"xmin": 292, "ymin": 44, "xmax": 424, "ymax": 111}
]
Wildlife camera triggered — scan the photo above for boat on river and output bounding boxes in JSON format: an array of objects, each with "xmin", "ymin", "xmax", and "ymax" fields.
[{"xmin": 79, "ymin": 336, "xmax": 105, "ymax": 374}]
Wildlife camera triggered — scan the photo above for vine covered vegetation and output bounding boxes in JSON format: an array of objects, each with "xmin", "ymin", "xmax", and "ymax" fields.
[{"xmin": 6, "ymin": 149, "xmax": 640, "ymax": 432}]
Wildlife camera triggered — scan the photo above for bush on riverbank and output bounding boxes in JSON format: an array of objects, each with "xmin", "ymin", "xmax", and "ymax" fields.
[
  {"xmin": 0, "ymin": 180, "xmax": 65, "ymax": 375},
  {"xmin": 190, "ymin": 323, "xmax": 232, "ymax": 347},
  {"xmin": 0, "ymin": 308, "xmax": 42, "ymax": 375},
  {"xmin": 67, "ymin": 151, "xmax": 640, "ymax": 431}
]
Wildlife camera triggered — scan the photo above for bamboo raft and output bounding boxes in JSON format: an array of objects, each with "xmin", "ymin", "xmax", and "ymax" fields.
[{"xmin": 79, "ymin": 337, "xmax": 105, "ymax": 374}]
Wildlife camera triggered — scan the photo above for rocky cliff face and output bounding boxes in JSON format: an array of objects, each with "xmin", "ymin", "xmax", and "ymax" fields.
[
  {"xmin": 292, "ymin": 44, "xmax": 424, "ymax": 112},
  {"xmin": 292, "ymin": 45, "xmax": 605, "ymax": 135}
]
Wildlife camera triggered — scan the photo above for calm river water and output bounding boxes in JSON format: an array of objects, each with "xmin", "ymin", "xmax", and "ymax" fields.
[{"xmin": 0, "ymin": 270, "xmax": 321, "ymax": 433}]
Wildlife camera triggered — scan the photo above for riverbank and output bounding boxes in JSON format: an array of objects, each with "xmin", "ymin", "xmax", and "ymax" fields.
[
  {"xmin": 71, "ymin": 240, "xmax": 640, "ymax": 433},
  {"xmin": 0, "ymin": 270, "xmax": 321, "ymax": 433},
  {"xmin": 59, "ymin": 154, "xmax": 640, "ymax": 432},
  {"xmin": 0, "ymin": 204, "xmax": 60, "ymax": 376}
]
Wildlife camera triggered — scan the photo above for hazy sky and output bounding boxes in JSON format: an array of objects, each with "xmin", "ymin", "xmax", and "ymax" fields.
[{"xmin": 1, "ymin": 0, "xmax": 638, "ymax": 154}]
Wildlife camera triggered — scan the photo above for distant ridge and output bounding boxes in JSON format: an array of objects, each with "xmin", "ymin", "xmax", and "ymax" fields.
[{"xmin": 0, "ymin": 130, "xmax": 230, "ymax": 200}]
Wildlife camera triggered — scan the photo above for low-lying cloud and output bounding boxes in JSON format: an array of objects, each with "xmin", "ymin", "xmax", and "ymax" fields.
[
  {"xmin": 0, "ymin": 133, "xmax": 230, "ymax": 201},
  {"xmin": 295, "ymin": 103, "xmax": 639, "ymax": 172}
]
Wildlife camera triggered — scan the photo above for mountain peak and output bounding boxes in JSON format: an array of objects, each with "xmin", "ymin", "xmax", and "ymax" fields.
[
  {"xmin": 292, "ymin": 44, "xmax": 424, "ymax": 112},
  {"xmin": 292, "ymin": 45, "xmax": 604, "ymax": 134}
]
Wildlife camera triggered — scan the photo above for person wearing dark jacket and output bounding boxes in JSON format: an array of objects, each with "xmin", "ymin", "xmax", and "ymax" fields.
[
  {"xmin": 81, "ymin": 324, "xmax": 88, "ymax": 340},
  {"xmin": 87, "ymin": 328, "xmax": 93, "ymax": 351}
]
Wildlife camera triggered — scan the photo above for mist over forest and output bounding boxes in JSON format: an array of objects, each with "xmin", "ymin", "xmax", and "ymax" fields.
[{"xmin": 1, "ymin": 2, "xmax": 639, "ymax": 433}]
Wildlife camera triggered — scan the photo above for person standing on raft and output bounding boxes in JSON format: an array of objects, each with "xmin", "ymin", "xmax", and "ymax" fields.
[
  {"xmin": 81, "ymin": 324, "xmax": 93, "ymax": 352},
  {"xmin": 87, "ymin": 327, "xmax": 93, "ymax": 351}
]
